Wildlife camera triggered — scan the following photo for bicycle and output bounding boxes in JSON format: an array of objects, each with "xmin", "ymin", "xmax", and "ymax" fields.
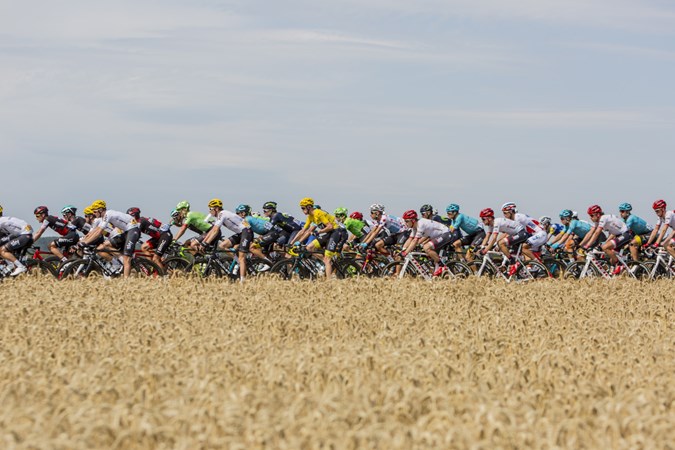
[
  {"xmin": 641, "ymin": 247, "xmax": 674, "ymax": 280},
  {"xmin": 0, "ymin": 246, "xmax": 56, "ymax": 280},
  {"xmin": 382, "ymin": 247, "xmax": 472, "ymax": 280},
  {"xmin": 470, "ymin": 245, "xmax": 550, "ymax": 282},
  {"xmin": 60, "ymin": 246, "xmax": 164, "ymax": 279},
  {"xmin": 269, "ymin": 246, "xmax": 327, "ymax": 280},
  {"xmin": 564, "ymin": 248, "xmax": 648, "ymax": 280}
]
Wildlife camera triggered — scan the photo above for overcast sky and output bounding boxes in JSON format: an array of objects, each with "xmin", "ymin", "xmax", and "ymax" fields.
[{"xmin": 1, "ymin": 0, "xmax": 673, "ymax": 230}]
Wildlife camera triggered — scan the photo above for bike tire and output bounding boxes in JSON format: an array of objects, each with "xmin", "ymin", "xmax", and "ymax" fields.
[
  {"xmin": 61, "ymin": 259, "xmax": 103, "ymax": 279},
  {"xmin": 163, "ymin": 257, "xmax": 193, "ymax": 276},
  {"xmin": 25, "ymin": 259, "xmax": 57, "ymax": 279},
  {"xmin": 270, "ymin": 259, "xmax": 313, "ymax": 280},
  {"xmin": 335, "ymin": 258, "xmax": 362, "ymax": 279},
  {"xmin": 626, "ymin": 261, "xmax": 650, "ymax": 280},
  {"xmin": 642, "ymin": 261, "xmax": 671, "ymax": 280},
  {"xmin": 131, "ymin": 258, "xmax": 164, "ymax": 278},
  {"xmin": 445, "ymin": 260, "xmax": 472, "ymax": 279}
]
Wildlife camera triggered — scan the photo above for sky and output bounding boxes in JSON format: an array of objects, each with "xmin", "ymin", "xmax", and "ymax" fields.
[{"xmin": 1, "ymin": 0, "xmax": 674, "ymax": 231}]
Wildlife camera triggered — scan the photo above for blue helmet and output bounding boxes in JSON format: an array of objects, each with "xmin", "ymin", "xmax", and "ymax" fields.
[
  {"xmin": 559, "ymin": 209, "xmax": 574, "ymax": 219},
  {"xmin": 618, "ymin": 202, "xmax": 632, "ymax": 212},
  {"xmin": 236, "ymin": 204, "xmax": 251, "ymax": 214},
  {"xmin": 446, "ymin": 203, "xmax": 460, "ymax": 213}
]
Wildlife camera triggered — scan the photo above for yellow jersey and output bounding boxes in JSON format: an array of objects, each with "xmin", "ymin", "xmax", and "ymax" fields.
[{"xmin": 304, "ymin": 209, "xmax": 337, "ymax": 230}]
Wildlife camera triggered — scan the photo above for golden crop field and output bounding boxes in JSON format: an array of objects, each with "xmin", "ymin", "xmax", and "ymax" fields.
[{"xmin": 1, "ymin": 278, "xmax": 674, "ymax": 449}]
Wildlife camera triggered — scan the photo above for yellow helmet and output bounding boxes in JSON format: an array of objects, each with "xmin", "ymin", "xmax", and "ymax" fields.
[
  {"xmin": 0, "ymin": 204, "xmax": 3, "ymax": 215},
  {"xmin": 83, "ymin": 206, "xmax": 94, "ymax": 216},
  {"xmin": 299, "ymin": 197, "xmax": 314, "ymax": 207},
  {"xmin": 207, "ymin": 198, "xmax": 223, "ymax": 209},
  {"xmin": 90, "ymin": 199, "xmax": 107, "ymax": 210}
]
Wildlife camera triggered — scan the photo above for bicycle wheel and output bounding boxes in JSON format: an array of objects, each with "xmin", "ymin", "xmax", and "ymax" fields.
[
  {"xmin": 381, "ymin": 261, "xmax": 418, "ymax": 278},
  {"xmin": 515, "ymin": 260, "xmax": 550, "ymax": 280},
  {"xmin": 641, "ymin": 261, "xmax": 671, "ymax": 280},
  {"xmin": 131, "ymin": 258, "xmax": 164, "ymax": 278},
  {"xmin": 24, "ymin": 259, "xmax": 57, "ymax": 279},
  {"xmin": 61, "ymin": 259, "xmax": 103, "ymax": 279},
  {"xmin": 270, "ymin": 259, "xmax": 313, "ymax": 280},
  {"xmin": 246, "ymin": 257, "xmax": 274, "ymax": 277},
  {"xmin": 468, "ymin": 260, "xmax": 496, "ymax": 277},
  {"xmin": 163, "ymin": 257, "xmax": 193, "ymax": 276},
  {"xmin": 191, "ymin": 256, "xmax": 224, "ymax": 278},
  {"xmin": 542, "ymin": 257, "xmax": 566, "ymax": 279},
  {"xmin": 445, "ymin": 261, "xmax": 472, "ymax": 279},
  {"xmin": 626, "ymin": 261, "xmax": 650, "ymax": 280},
  {"xmin": 335, "ymin": 258, "xmax": 362, "ymax": 279}
]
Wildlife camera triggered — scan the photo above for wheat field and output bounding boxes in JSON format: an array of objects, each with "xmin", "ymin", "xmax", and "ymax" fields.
[{"xmin": 1, "ymin": 278, "xmax": 674, "ymax": 449}]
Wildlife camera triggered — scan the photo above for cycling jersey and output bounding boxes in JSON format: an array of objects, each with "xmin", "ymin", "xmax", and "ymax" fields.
[
  {"xmin": 413, "ymin": 218, "xmax": 451, "ymax": 240},
  {"xmin": 303, "ymin": 209, "xmax": 338, "ymax": 230},
  {"xmin": 596, "ymin": 214, "xmax": 627, "ymax": 236},
  {"xmin": 432, "ymin": 215, "xmax": 452, "ymax": 226},
  {"xmin": 214, "ymin": 210, "xmax": 246, "ymax": 234},
  {"xmin": 92, "ymin": 218, "xmax": 121, "ymax": 238},
  {"xmin": 486, "ymin": 218, "xmax": 525, "ymax": 236},
  {"xmin": 655, "ymin": 210, "xmax": 675, "ymax": 229},
  {"xmin": 70, "ymin": 216, "xmax": 92, "ymax": 235},
  {"xmin": 450, "ymin": 213, "xmax": 482, "ymax": 235},
  {"xmin": 0, "ymin": 217, "xmax": 33, "ymax": 237},
  {"xmin": 547, "ymin": 223, "xmax": 566, "ymax": 236},
  {"xmin": 566, "ymin": 219, "xmax": 591, "ymax": 239},
  {"xmin": 245, "ymin": 215, "xmax": 274, "ymax": 235},
  {"xmin": 39, "ymin": 215, "xmax": 75, "ymax": 236},
  {"xmin": 514, "ymin": 213, "xmax": 544, "ymax": 234},
  {"xmin": 344, "ymin": 218, "xmax": 370, "ymax": 238},
  {"xmin": 624, "ymin": 215, "xmax": 653, "ymax": 235},
  {"xmin": 183, "ymin": 211, "xmax": 213, "ymax": 234},
  {"xmin": 269, "ymin": 212, "xmax": 302, "ymax": 233},
  {"xmin": 99, "ymin": 210, "xmax": 139, "ymax": 232},
  {"xmin": 375, "ymin": 214, "xmax": 405, "ymax": 235},
  {"xmin": 139, "ymin": 217, "xmax": 164, "ymax": 240}
]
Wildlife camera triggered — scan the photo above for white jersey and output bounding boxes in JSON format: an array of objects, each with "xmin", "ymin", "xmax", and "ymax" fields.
[
  {"xmin": 486, "ymin": 218, "xmax": 525, "ymax": 236},
  {"xmin": 514, "ymin": 213, "xmax": 544, "ymax": 234},
  {"xmin": 413, "ymin": 218, "xmax": 449, "ymax": 240},
  {"xmin": 596, "ymin": 214, "xmax": 628, "ymax": 236},
  {"xmin": 92, "ymin": 218, "xmax": 122, "ymax": 238},
  {"xmin": 376, "ymin": 214, "xmax": 405, "ymax": 234},
  {"xmin": 215, "ymin": 210, "xmax": 246, "ymax": 234},
  {"xmin": 655, "ymin": 210, "xmax": 675, "ymax": 229},
  {"xmin": 0, "ymin": 217, "xmax": 33, "ymax": 237},
  {"xmin": 98, "ymin": 210, "xmax": 139, "ymax": 232}
]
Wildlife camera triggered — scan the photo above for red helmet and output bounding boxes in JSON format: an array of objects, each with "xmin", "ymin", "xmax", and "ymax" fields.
[
  {"xmin": 126, "ymin": 207, "xmax": 141, "ymax": 219},
  {"xmin": 402, "ymin": 210, "xmax": 418, "ymax": 220},
  {"xmin": 349, "ymin": 211, "xmax": 363, "ymax": 220},
  {"xmin": 479, "ymin": 208, "xmax": 494, "ymax": 218},
  {"xmin": 653, "ymin": 199, "xmax": 667, "ymax": 210},
  {"xmin": 587, "ymin": 205, "xmax": 603, "ymax": 215},
  {"xmin": 34, "ymin": 206, "xmax": 49, "ymax": 215}
]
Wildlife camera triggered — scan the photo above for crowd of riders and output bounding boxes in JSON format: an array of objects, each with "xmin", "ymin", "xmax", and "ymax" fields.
[{"xmin": 0, "ymin": 197, "xmax": 673, "ymax": 280}]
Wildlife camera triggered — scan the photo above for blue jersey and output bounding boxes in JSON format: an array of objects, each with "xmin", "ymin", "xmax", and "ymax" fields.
[
  {"xmin": 269, "ymin": 212, "xmax": 302, "ymax": 233},
  {"xmin": 625, "ymin": 215, "xmax": 652, "ymax": 235},
  {"xmin": 547, "ymin": 223, "xmax": 565, "ymax": 236},
  {"xmin": 451, "ymin": 213, "xmax": 482, "ymax": 235},
  {"xmin": 566, "ymin": 219, "xmax": 591, "ymax": 239},
  {"xmin": 245, "ymin": 215, "xmax": 274, "ymax": 235}
]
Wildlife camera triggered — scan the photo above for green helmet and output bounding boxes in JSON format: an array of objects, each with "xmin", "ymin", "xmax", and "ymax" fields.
[
  {"xmin": 334, "ymin": 207, "xmax": 348, "ymax": 216},
  {"xmin": 176, "ymin": 201, "xmax": 190, "ymax": 211}
]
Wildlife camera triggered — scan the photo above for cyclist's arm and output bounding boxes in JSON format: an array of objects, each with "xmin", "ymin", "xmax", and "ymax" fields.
[
  {"xmin": 317, "ymin": 222, "xmax": 334, "ymax": 234},
  {"xmin": 80, "ymin": 227, "xmax": 103, "ymax": 245},
  {"xmin": 32, "ymin": 224, "xmax": 49, "ymax": 242},
  {"xmin": 173, "ymin": 224, "xmax": 189, "ymax": 242},
  {"xmin": 202, "ymin": 225, "xmax": 219, "ymax": 246},
  {"xmin": 401, "ymin": 236, "xmax": 418, "ymax": 254},
  {"xmin": 579, "ymin": 226, "xmax": 599, "ymax": 249},
  {"xmin": 654, "ymin": 224, "xmax": 670, "ymax": 246},
  {"xmin": 362, "ymin": 225, "xmax": 381, "ymax": 245}
]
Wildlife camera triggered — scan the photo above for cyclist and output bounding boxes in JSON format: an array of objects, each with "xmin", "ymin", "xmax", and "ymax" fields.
[
  {"xmin": 234, "ymin": 204, "xmax": 275, "ymax": 262},
  {"xmin": 172, "ymin": 201, "xmax": 216, "ymax": 252},
  {"xmin": 361, "ymin": 204, "xmax": 409, "ymax": 256},
  {"xmin": 420, "ymin": 204, "xmax": 452, "ymax": 226},
  {"xmin": 330, "ymin": 207, "xmax": 351, "ymax": 253},
  {"xmin": 550, "ymin": 210, "xmax": 595, "ymax": 259},
  {"xmin": 62, "ymin": 205, "xmax": 92, "ymax": 236},
  {"xmin": 343, "ymin": 211, "xmax": 371, "ymax": 244},
  {"xmin": 445, "ymin": 204, "xmax": 485, "ymax": 260},
  {"xmin": 0, "ymin": 205, "xmax": 34, "ymax": 276},
  {"xmin": 645, "ymin": 199, "xmax": 675, "ymax": 259},
  {"xmin": 79, "ymin": 200, "xmax": 140, "ymax": 278},
  {"xmin": 618, "ymin": 203, "xmax": 653, "ymax": 262},
  {"xmin": 200, "ymin": 199, "xmax": 251, "ymax": 282},
  {"xmin": 291, "ymin": 197, "xmax": 339, "ymax": 278},
  {"xmin": 538, "ymin": 216, "xmax": 565, "ymax": 244},
  {"xmin": 32, "ymin": 205, "xmax": 81, "ymax": 264},
  {"xmin": 400, "ymin": 209, "xmax": 455, "ymax": 276},
  {"xmin": 580, "ymin": 205, "xmax": 630, "ymax": 275},
  {"xmin": 478, "ymin": 207, "xmax": 529, "ymax": 276},
  {"xmin": 259, "ymin": 201, "xmax": 303, "ymax": 253},
  {"xmin": 500, "ymin": 202, "xmax": 547, "ymax": 262},
  {"xmin": 127, "ymin": 207, "xmax": 172, "ymax": 270}
]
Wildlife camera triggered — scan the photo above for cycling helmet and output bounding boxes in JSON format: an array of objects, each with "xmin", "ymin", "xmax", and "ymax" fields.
[
  {"xmin": 618, "ymin": 202, "xmax": 632, "ymax": 212},
  {"xmin": 653, "ymin": 199, "xmax": 667, "ymax": 210},
  {"xmin": 334, "ymin": 207, "xmax": 348, "ymax": 216},
  {"xmin": 572, "ymin": 211, "xmax": 579, "ymax": 219},
  {"xmin": 83, "ymin": 206, "xmax": 94, "ymax": 216},
  {"xmin": 208, "ymin": 198, "xmax": 223, "ymax": 209},
  {"xmin": 559, "ymin": 209, "xmax": 573, "ymax": 219},
  {"xmin": 91, "ymin": 200, "xmax": 107, "ymax": 210},
  {"xmin": 349, "ymin": 211, "xmax": 363, "ymax": 220},
  {"xmin": 235, "ymin": 204, "xmax": 251, "ymax": 215},
  {"xmin": 61, "ymin": 205, "xmax": 77, "ymax": 215},
  {"xmin": 587, "ymin": 205, "xmax": 603, "ymax": 215},
  {"xmin": 402, "ymin": 210, "xmax": 418, "ymax": 220},
  {"xmin": 0, "ymin": 204, "xmax": 3, "ymax": 215},
  {"xmin": 479, "ymin": 208, "xmax": 495, "ymax": 218},
  {"xmin": 501, "ymin": 202, "xmax": 517, "ymax": 213},
  {"xmin": 370, "ymin": 203, "xmax": 385, "ymax": 213},
  {"xmin": 299, "ymin": 197, "xmax": 314, "ymax": 207},
  {"xmin": 420, "ymin": 204, "xmax": 433, "ymax": 214},
  {"xmin": 314, "ymin": 205, "xmax": 322, "ymax": 210},
  {"xmin": 176, "ymin": 201, "xmax": 190, "ymax": 211},
  {"xmin": 539, "ymin": 216, "xmax": 551, "ymax": 226},
  {"xmin": 127, "ymin": 207, "xmax": 141, "ymax": 218},
  {"xmin": 446, "ymin": 203, "xmax": 460, "ymax": 213},
  {"xmin": 34, "ymin": 206, "xmax": 49, "ymax": 215},
  {"xmin": 170, "ymin": 208, "xmax": 181, "ymax": 218},
  {"xmin": 262, "ymin": 201, "xmax": 277, "ymax": 211}
]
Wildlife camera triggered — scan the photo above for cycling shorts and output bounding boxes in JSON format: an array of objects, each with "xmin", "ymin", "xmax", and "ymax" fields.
[
  {"xmin": 460, "ymin": 229, "xmax": 486, "ymax": 247},
  {"xmin": 610, "ymin": 231, "xmax": 633, "ymax": 250},
  {"xmin": 3, "ymin": 234, "xmax": 34, "ymax": 253},
  {"xmin": 53, "ymin": 231, "xmax": 80, "ymax": 249},
  {"xmin": 526, "ymin": 231, "xmax": 548, "ymax": 252},
  {"xmin": 146, "ymin": 231, "xmax": 173, "ymax": 256}
]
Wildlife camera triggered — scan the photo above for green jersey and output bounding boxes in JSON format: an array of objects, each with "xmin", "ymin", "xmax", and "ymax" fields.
[
  {"xmin": 184, "ymin": 211, "xmax": 214, "ymax": 234},
  {"xmin": 344, "ymin": 218, "xmax": 368, "ymax": 238}
]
